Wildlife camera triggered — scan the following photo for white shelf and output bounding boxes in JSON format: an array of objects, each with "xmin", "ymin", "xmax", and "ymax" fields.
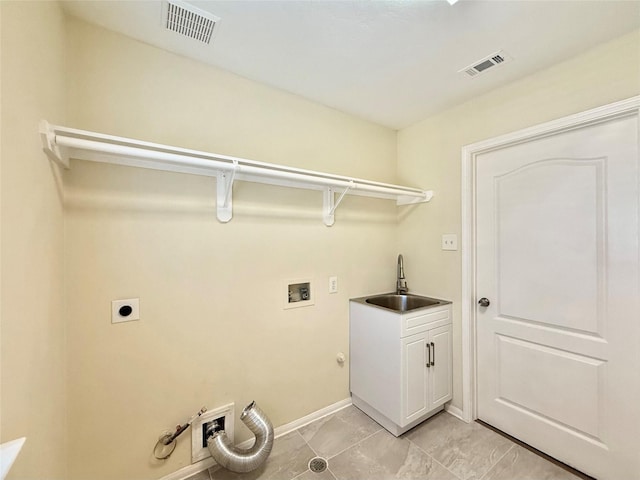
[
  {"xmin": 1, "ymin": 437, "xmax": 25, "ymax": 480},
  {"xmin": 40, "ymin": 121, "xmax": 433, "ymax": 225}
]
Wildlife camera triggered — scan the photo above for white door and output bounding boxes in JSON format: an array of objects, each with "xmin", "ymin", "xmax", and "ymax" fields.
[{"xmin": 476, "ymin": 111, "xmax": 639, "ymax": 479}]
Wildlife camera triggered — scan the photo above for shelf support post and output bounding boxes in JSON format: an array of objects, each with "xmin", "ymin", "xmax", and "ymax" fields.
[
  {"xmin": 323, "ymin": 183, "xmax": 352, "ymax": 226},
  {"xmin": 216, "ymin": 161, "xmax": 237, "ymax": 223},
  {"xmin": 39, "ymin": 120, "xmax": 69, "ymax": 169}
]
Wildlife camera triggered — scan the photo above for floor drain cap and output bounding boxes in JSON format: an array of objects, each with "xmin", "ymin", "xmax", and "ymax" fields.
[{"xmin": 308, "ymin": 457, "xmax": 328, "ymax": 473}]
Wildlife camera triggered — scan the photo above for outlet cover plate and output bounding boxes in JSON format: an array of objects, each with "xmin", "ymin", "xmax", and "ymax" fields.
[
  {"xmin": 441, "ymin": 234, "xmax": 458, "ymax": 251},
  {"xmin": 191, "ymin": 403, "xmax": 234, "ymax": 463},
  {"xmin": 328, "ymin": 275, "xmax": 338, "ymax": 294}
]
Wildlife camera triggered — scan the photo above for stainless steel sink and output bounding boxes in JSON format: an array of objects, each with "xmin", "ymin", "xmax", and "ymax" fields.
[{"xmin": 360, "ymin": 293, "xmax": 448, "ymax": 312}]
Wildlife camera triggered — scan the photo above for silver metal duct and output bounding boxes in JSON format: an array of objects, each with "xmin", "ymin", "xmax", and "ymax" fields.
[{"xmin": 207, "ymin": 401, "xmax": 274, "ymax": 473}]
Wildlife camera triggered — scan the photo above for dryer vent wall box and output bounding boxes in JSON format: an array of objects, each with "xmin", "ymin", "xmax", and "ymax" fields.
[{"xmin": 285, "ymin": 279, "xmax": 314, "ymax": 309}]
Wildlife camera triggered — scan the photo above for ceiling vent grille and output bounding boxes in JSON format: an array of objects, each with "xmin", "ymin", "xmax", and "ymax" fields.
[
  {"xmin": 458, "ymin": 50, "xmax": 513, "ymax": 78},
  {"xmin": 164, "ymin": 0, "xmax": 219, "ymax": 44}
]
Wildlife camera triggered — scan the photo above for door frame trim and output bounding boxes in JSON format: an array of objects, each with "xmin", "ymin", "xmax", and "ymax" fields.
[{"xmin": 460, "ymin": 95, "xmax": 640, "ymax": 423}]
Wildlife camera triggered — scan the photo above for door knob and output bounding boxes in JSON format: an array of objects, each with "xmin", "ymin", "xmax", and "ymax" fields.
[{"xmin": 478, "ymin": 297, "xmax": 490, "ymax": 307}]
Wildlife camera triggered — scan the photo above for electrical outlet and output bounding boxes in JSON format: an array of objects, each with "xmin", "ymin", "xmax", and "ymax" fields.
[
  {"xmin": 111, "ymin": 298, "xmax": 139, "ymax": 323},
  {"xmin": 329, "ymin": 276, "xmax": 338, "ymax": 294},
  {"xmin": 442, "ymin": 234, "xmax": 458, "ymax": 251}
]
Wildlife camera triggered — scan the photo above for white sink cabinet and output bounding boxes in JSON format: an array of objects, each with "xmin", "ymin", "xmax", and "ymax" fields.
[{"xmin": 349, "ymin": 298, "xmax": 452, "ymax": 436}]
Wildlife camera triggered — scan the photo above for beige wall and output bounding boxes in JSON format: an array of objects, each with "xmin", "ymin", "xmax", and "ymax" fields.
[
  {"xmin": 0, "ymin": 2, "xmax": 68, "ymax": 479},
  {"xmin": 64, "ymin": 19, "xmax": 399, "ymax": 480},
  {"xmin": 397, "ymin": 29, "xmax": 640, "ymax": 412}
]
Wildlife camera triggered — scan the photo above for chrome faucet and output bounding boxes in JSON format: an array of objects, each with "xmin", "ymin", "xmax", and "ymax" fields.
[{"xmin": 396, "ymin": 254, "xmax": 408, "ymax": 294}]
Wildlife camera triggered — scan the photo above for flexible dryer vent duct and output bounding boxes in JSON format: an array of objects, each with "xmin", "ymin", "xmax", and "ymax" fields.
[{"xmin": 207, "ymin": 401, "xmax": 274, "ymax": 473}]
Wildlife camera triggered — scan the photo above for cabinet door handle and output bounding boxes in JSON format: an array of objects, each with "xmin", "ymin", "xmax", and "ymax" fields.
[
  {"xmin": 430, "ymin": 342, "xmax": 435, "ymax": 366},
  {"xmin": 426, "ymin": 343, "xmax": 431, "ymax": 368}
]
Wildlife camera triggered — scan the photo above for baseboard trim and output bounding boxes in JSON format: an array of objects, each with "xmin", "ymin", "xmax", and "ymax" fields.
[
  {"xmin": 268, "ymin": 397, "xmax": 352, "ymax": 441},
  {"xmin": 158, "ymin": 458, "xmax": 216, "ymax": 480},
  {"xmin": 444, "ymin": 404, "xmax": 466, "ymax": 422},
  {"xmin": 158, "ymin": 398, "xmax": 352, "ymax": 480}
]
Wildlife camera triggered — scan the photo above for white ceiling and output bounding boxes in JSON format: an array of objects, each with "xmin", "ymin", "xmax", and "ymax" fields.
[{"xmin": 62, "ymin": 0, "xmax": 640, "ymax": 129}]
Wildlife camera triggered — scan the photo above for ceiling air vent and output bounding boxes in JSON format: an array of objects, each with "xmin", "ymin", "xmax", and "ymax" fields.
[
  {"xmin": 458, "ymin": 50, "xmax": 513, "ymax": 78},
  {"xmin": 163, "ymin": 0, "xmax": 219, "ymax": 44}
]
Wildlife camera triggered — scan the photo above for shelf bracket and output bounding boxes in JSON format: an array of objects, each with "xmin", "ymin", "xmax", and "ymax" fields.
[
  {"xmin": 216, "ymin": 161, "xmax": 237, "ymax": 223},
  {"xmin": 323, "ymin": 183, "xmax": 353, "ymax": 226},
  {"xmin": 39, "ymin": 120, "xmax": 69, "ymax": 169},
  {"xmin": 397, "ymin": 190, "xmax": 434, "ymax": 205}
]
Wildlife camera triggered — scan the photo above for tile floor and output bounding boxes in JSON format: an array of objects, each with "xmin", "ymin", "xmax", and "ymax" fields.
[{"xmin": 185, "ymin": 406, "xmax": 582, "ymax": 480}]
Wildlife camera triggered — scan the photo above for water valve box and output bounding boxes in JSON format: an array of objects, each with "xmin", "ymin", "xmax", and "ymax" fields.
[{"xmin": 284, "ymin": 279, "xmax": 314, "ymax": 309}]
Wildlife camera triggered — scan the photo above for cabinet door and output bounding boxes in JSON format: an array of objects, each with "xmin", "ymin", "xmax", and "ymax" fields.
[
  {"xmin": 401, "ymin": 333, "xmax": 428, "ymax": 425},
  {"xmin": 428, "ymin": 324, "xmax": 452, "ymax": 408}
]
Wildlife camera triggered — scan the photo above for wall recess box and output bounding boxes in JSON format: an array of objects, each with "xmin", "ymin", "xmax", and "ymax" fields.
[
  {"xmin": 191, "ymin": 403, "xmax": 235, "ymax": 463},
  {"xmin": 284, "ymin": 278, "xmax": 314, "ymax": 309}
]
